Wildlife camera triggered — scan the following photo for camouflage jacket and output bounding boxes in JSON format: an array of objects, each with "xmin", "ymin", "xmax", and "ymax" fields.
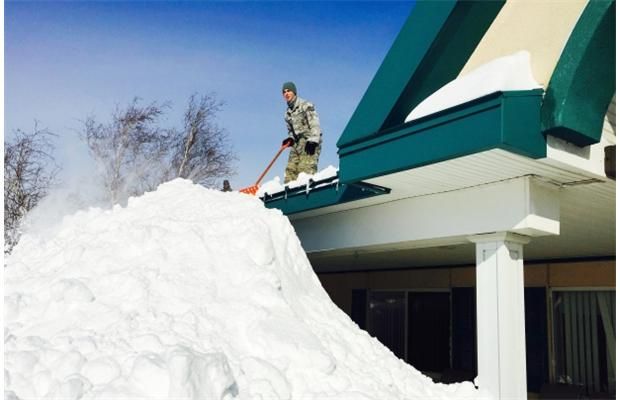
[{"xmin": 284, "ymin": 97, "xmax": 322, "ymax": 144}]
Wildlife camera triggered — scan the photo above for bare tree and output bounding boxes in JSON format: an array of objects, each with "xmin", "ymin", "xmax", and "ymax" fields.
[
  {"xmin": 4, "ymin": 125, "xmax": 60, "ymax": 253},
  {"xmin": 165, "ymin": 93, "xmax": 236, "ymax": 187},
  {"xmin": 81, "ymin": 98, "xmax": 169, "ymax": 204},
  {"xmin": 82, "ymin": 95, "xmax": 236, "ymax": 205}
]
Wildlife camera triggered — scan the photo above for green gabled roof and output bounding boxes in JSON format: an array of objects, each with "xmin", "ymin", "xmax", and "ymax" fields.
[{"xmin": 337, "ymin": 0, "xmax": 505, "ymax": 149}]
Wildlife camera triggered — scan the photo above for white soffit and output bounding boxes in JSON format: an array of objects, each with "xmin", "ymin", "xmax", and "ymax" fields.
[{"xmin": 367, "ymin": 149, "xmax": 603, "ymax": 196}]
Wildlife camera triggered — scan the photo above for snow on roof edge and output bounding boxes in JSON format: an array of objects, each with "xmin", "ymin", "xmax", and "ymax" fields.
[{"xmin": 405, "ymin": 50, "xmax": 542, "ymax": 123}]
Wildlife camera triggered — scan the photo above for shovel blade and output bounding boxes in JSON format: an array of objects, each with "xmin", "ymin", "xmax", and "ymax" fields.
[{"xmin": 239, "ymin": 185, "xmax": 259, "ymax": 195}]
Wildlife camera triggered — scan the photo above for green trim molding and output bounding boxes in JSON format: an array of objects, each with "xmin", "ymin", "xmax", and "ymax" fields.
[
  {"xmin": 541, "ymin": 0, "xmax": 616, "ymax": 147},
  {"xmin": 339, "ymin": 90, "xmax": 545, "ymax": 184},
  {"xmin": 337, "ymin": 0, "xmax": 505, "ymax": 148}
]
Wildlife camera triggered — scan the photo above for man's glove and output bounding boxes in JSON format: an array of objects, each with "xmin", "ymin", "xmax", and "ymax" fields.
[
  {"xmin": 282, "ymin": 137, "xmax": 294, "ymax": 147},
  {"xmin": 304, "ymin": 141, "xmax": 318, "ymax": 155}
]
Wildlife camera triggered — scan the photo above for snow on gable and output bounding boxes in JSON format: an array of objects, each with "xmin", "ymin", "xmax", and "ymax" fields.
[{"xmin": 405, "ymin": 51, "xmax": 541, "ymax": 123}]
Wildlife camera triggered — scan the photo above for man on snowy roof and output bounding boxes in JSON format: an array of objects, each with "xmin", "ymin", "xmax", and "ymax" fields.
[{"xmin": 281, "ymin": 81, "xmax": 323, "ymax": 183}]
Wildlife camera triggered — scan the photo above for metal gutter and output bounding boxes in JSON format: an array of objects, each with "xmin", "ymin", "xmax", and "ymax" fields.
[
  {"xmin": 338, "ymin": 89, "xmax": 546, "ymax": 184},
  {"xmin": 262, "ymin": 175, "xmax": 390, "ymax": 216}
]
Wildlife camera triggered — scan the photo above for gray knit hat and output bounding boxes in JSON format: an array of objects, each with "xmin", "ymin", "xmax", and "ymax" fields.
[{"xmin": 282, "ymin": 81, "xmax": 297, "ymax": 95}]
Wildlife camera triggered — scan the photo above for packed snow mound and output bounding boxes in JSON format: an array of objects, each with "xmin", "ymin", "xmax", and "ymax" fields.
[
  {"xmin": 405, "ymin": 50, "xmax": 541, "ymax": 122},
  {"xmin": 5, "ymin": 179, "xmax": 487, "ymax": 399}
]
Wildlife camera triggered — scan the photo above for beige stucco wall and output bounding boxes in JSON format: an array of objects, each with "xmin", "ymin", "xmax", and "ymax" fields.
[{"xmin": 460, "ymin": 0, "xmax": 588, "ymax": 88}]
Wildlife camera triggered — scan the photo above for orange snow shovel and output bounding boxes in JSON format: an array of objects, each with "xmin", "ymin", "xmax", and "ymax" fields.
[{"xmin": 239, "ymin": 143, "xmax": 290, "ymax": 195}]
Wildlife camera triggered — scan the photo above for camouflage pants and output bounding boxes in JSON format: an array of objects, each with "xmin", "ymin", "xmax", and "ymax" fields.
[{"xmin": 284, "ymin": 136, "xmax": 321, "ymax": 183}]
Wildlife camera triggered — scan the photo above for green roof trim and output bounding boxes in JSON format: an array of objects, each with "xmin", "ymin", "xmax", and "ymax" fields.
[
  {"xmin": 338, "ymin": 90, "xmax": 545, "ymax": 184},
  {"xmin": 337, "ymin": 0, "xmax": 505, "ymax": 148},
  {"xmin": 541, "ymin": 0, "xmax": 616, "ymax": 147},
  {"xmin": 262, "ymin": 179, "xmax": 390, "ymax": 216}
]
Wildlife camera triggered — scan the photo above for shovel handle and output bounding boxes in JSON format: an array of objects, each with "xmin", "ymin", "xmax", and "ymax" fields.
[{"xmin": 254, "ymin": 143, "xmax": 290, "ymax": 186}]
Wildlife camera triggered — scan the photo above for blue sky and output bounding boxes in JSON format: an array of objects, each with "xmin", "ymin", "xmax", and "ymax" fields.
[{"xmin": 6, "ymin": 1, "xmax": 414, "ymax": 190}]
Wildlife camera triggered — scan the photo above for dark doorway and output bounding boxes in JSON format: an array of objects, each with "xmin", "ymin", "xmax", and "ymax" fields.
[{"xmin": 407, "ymin": 292, "xmax": 451, "ymax": 373}]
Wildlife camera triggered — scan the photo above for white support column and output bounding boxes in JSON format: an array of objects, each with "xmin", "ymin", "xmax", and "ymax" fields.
[{"xmin": 469, "ymin": 232, "xmax": 530, "ymax": 400}]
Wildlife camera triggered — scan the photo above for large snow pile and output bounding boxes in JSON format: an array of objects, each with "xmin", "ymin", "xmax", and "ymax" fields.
[
  {"xmin": 405, "ymin": 50, "xmax": 541, "ymax": 122},
  {"xmin": 5, "ymin": 179, "xmax": 487, "ymax": 399}
]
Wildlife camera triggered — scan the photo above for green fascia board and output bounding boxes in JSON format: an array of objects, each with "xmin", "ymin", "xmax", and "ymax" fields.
[
  {"xmin": 337, "ymin": 0, "xmax": 505, "ymax": 149},
  {"xmin": 338, "ymin": 90, "xmax": 545, "ymax": 184},
  {"xmin": 263, "ymin": 181, "xmax": 390, "ymax": 216},
  {"xmin": 541, "ymin": 0, "xmax": 616, "ymax": 147}
]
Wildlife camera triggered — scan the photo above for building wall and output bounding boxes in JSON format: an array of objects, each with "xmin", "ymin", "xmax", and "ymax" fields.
[
  {"xmin": 318, "ymin": 259, "xmax": 615, "ymax": 316},
  {"xmin": 318, "ymin": 259, "xmax": 616, "ymax": 394}
]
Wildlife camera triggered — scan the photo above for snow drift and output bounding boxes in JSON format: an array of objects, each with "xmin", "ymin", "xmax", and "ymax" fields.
[{"xmin": 5, "ymin": 179, "xmax": 487, "ymax": 399}]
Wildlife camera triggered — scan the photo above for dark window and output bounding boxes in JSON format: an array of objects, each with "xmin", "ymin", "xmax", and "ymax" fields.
[
  {"xmin": 552, "ymin": 290, "xmax": 615, "ymax": 396},
  {"xmin": 367, "ymin": 291, "xmax": 406, "ymax": 360},
  {"xmin": 525, "ymin": 287, "xmax": 549, "ymax": 393},
  {"xmin": 351, "ymin": 289, "xmax": 368, "ymax": 329},
  {"xmin": 407, "ymin": 292, "xmax": 451, "ymax": 373},
  {"xmin": 451, "ymin": 287, "xmax": 477, "ymax": 377}
]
